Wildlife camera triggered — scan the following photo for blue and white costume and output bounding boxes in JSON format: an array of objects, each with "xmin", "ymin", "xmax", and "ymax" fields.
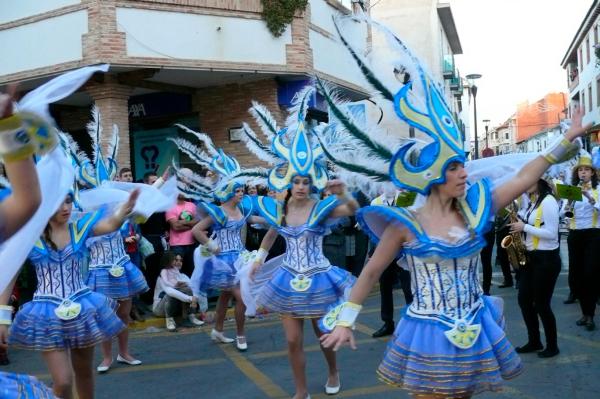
[
  {"xmin": 316, "ymin": 18, "xmax": 525, "ymax": 396},
  {"xmin": 191, "ymin": 197, "xmax": 254, "ymax": 296},
  {"xmin": 0, "ymin": 372, "xmax": 56, "ymax": 399},
  {"xmin": 244, "ymin": 196, "xmax": 355, "ymax": 318},
  {"xmin": 234, "ymin": 86, "xmax": 356, "ymax": 318},
  {"xmin": 9, "ymin": 211, "xmax": 125, "ymax": 350},
  {"xmin": 67, "ymin": 107, "xmax": 148, "ymax": 301}
]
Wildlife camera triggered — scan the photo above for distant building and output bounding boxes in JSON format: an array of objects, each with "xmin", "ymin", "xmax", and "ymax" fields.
[{"xmin": 561, "ymin": 0, "xmax": 600, "ymax": 148}]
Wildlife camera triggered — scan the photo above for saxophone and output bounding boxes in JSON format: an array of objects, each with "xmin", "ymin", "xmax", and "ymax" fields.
[{"xmin": 500, "ymin": 201, "xmax": 527, "ymax": 271}]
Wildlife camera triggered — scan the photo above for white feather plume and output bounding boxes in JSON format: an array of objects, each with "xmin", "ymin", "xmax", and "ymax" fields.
[
  {"xmin": 240, "ymin": 123, "xmax": 280, "ymax": 165},
  {"xmin": 86, "ymin": 105, "xmax": 102, "ymax": 164},
  {"xmin": 249, "ymin": 101, "xmax": 278, "ymax": 141},
  {"xmin": 175, "ymin": 124, "xmax": 219, "ymax": 157}
]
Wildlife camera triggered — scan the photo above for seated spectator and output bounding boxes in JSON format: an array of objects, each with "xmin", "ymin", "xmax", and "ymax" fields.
[{"xmin": 153, "ymin": 252, "xmax": 204, "ymax": 331}]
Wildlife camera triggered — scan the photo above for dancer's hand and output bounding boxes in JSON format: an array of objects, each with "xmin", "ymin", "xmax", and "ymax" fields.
[
  {"xmin": 0, "ymin": 325, "xmax": 8, "ymax": 350},
  {"xmin": 0, "ymin": 84, "xmax": 16, "ymax": 119},
  {"xmin": 326, "ymin": 179, "xmax": 346, "ymax": 196},
  {"xmin": 249, "ymin": 261, "xmax": 261, "ymax": 281},
  {"xmin": 565, "ymin": 106, "xmax": 593, "ymax": 142},
  {"xmin": 121, "ymin": 189, "xmax": 140, "ymax": 217},
  {"xmin": 320, "ymin": 326, "xmax": 356, "ymax": 351}
]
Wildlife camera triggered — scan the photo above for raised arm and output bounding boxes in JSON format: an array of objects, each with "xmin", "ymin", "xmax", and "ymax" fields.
[
  {"xmin": 249, "ymin": 227, "xmax": 279, "ymax": 279},
  {"xmin": 320, "ymin": 223, "xmax": 406, "ymax": 351},
  {"xmin": 191, "ymin": 216, "xmax": 215, "ymax": 246},
  {"xmin": 326, "ymin": 180, "xmax": 360, "ymax": 218},
  {"xmin": 0, "ymin": 89, "xmax": 42, "ymax": 240},
  {"xmin": 92, "ymin": 189, "xmax": 140, "ymax": 236},
  {"xmin": 493, "ymin": 107, "xmax": 591, "ymax": 211}
]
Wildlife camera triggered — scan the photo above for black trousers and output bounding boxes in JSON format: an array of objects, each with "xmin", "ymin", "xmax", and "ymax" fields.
[
  {"xmin": 141, "ymin": 235, "xmax": 165, "ymax": 304},
  {"xmin": 518, "ymin": 249, "xmax": 561, "ymax": 349},
  {"xmin": 567, "ymin": 229, "xmax": 600, "ymax": 317},
  {"xmin": 481, "ymin": 229, "xmax": 496, "ymax": 294},
  {"xmin": 379, "ymin": 262, "xmax": 413, "ymax": 325},
  {"xmin": 495, "ymin": 226, "xmax": 514, "ymax": 285}
]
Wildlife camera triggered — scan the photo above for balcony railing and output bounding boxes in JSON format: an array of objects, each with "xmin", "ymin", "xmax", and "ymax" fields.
[{"xmin": 443, "ymin": 54, "xmax": 455, "ymax": 79}]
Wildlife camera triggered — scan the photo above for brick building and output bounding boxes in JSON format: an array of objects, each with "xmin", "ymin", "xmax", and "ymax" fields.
[{"xmin": 1, "ymin": 0, "xmax": 369, "ymax": 179}]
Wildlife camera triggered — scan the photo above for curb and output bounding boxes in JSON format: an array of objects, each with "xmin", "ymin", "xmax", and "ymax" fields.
[{"xmin": 129, "ymin": 307, "xmax": 236, "ymax": 331}]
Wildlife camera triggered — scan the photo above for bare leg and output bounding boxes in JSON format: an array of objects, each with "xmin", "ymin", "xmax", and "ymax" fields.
[
  {"xmin": 231, "ymin": 287, "xmax": 246, "ymax": 337},
  {"xmin": 311, "ymin": 319, "xmax": 339, "ymax": 388},
  {"xmin": 282, "ymin": 317, "xmax": 308, "ymax": 399},
  {"xmin": 115, "ymin": 299, "xmax": 137, "ymax": 361},
  {"xmin": 215, "ymin": 291, "xmax": 232, "ymax": 332},
  {"xmin": 42, "ymin": 350, "xmax": 73, "ymax": 399},
  {"xmin": 71, "ymin": 346, "xmax": 95, "ymax": 399}
]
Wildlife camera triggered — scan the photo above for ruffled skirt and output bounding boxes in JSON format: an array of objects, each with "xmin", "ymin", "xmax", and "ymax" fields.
[
  {"xmin": 239, "ymin": 254, "xmax": 355, "ymax": 318},
  {"xmin": 0, "ymin": 372, "xmax": 56, "ymax": 399},
  {"xmin": 86, "ymin": 260, "xmax": 149, "ymax": 300},
  {"xmin": 192, "ymin": 248, "xmax": 240, "ymax": 295},
  {"xmin": 377, "ymin": 295, "xmax": 522, "ymax": 396},
  {"xmin": 9, "ymin": 290, "xmax": 125, "ymax": 351}
]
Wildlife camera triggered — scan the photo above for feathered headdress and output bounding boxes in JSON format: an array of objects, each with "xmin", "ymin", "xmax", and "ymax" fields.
[
  {"xmin": 78, "ymin": 105, "xmax": 119, "ymax": 188},
  {"xmin": 241, "ymin": 86, "xmax": 329, "ymax": 193},
  {"xmin": 169, "ymin": 125, "xmax": 267, "ymax": 202},
  {"xmin": 316, "ymin": 17, "xmax": 466, "ymax": 195}
]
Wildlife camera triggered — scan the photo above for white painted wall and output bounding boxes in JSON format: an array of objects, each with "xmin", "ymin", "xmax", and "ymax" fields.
[
  {"xmin": 0, "ymin": 10, "xmax": 87, "ymax": 76},
  {"xmin": 116, "ymin": 8, "xmax": 291, "ymax": 64},
  {"xmin": 572, "ymin": 13, "xmax": 600, "ymax": 128},
  {"xmin": 0, "ymin": 0, "xmax": 80, "ymax": 24}
]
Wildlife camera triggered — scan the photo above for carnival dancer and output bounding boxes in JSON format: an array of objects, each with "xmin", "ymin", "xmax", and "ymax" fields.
[
  {"xmin": 170, "ymin": 125, "xmax": 267, "ymax": 351},
  {"xmin": 0, "ymin": 65, "xmax": 109, "ymax": 399},
  {"xmin": 237, "ymin": 86, "xmax": 359, "ymax": 399},
  {"xmin": 317, "ymin": 18, "xmax": 590, "ymax": 398},
  {"xmin": 562, "ymin": 152, "xmax": 600, "ymax": 331},
  {"xmin": 68, "ymin": 107, "xmax": 149, "ymax": 373},
  {"xmin": 509, "ymin": 178, "xmax": 561, "ymax": 357}
]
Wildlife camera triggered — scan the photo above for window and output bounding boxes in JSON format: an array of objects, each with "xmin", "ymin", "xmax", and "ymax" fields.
[
  {"xmin": 595, "ymin": 25, "xmax": 598, "ymax": 45},
  {"xmin": 597, "ymin": 76, "xmax": 600, "ymax": 107},
  {"xmin": 589, "ymin": 84, "xmax": 593, "ymax": 111},
  {"xmin": 582, "ymin": 91, "xmax": 586, "ymax": 114},
  {"xmin": 586, "ymin": 36, "xmax": 591, "ymax": 65},
  {"xmin": 505, "ymin": 131, "xmax": 509, "ymax": 140},
  {"xmin": 580, "ymin": 47, "xmax": 584, "ymax": 71}
]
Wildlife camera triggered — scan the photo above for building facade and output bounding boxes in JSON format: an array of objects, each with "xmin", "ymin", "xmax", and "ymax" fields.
[
  {"xmin": 0, "ymin": 0, "xmax": 370, "ymax": 178},
  {"xmin": 561, "ymin": 0, "xmax": 600, "ymax": 147}
]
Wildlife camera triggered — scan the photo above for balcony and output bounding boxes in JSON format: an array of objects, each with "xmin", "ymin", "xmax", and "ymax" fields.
[{"xmin": 443, "ymin": 54, "xmax": 455, "ymax": 79}]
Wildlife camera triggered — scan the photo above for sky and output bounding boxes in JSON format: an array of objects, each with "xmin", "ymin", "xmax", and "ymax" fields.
[{"xmin": 450, "ymin": 0, "xmax": 592, "ymax": 128}]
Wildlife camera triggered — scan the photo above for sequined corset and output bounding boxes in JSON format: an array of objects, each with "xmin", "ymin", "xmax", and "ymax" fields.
[
  {"xmin": 279, "ymin": 224, "xmax": 330, "ymax": 276},
  {"xmin": 31, "ymin": 244, "xmax": 87, "ymax": 299},
  {"xmin": 87, "ymin": 231, "xmax": 129, "ymax": 268},
  {"xmin": 406, "ymin": 253, "xmax": 483, "ymax": 323},
  {"xmin": 214, "ymin": 219, "xmax": 245, "ymax": 254}
]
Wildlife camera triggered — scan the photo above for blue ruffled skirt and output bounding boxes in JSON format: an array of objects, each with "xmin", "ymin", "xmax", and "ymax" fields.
[
  {"xmin": 9, "ymin": 290, "xmax": 125, "ymax": 351},
  {"xmin": 377, "ymin": 295, "xmax": 522, "ymax": 396},
  {"xmin": 86, "ymin": 260, "xmax": 149, "ymax": 300},
  {"xmin": 256, "ymin": 265, "xmax": 355, "ymax": 318},
  {"xmin": 192, "ymin": 248, "xmax": 239, "ymax": 294},
  {"xmin": 0, "ymin": 372, "xmax": 56, "ymax": 399}
]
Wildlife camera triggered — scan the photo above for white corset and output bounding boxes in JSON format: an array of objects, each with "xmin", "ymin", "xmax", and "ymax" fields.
[
  {"xmin": 280, "ymin": 225, "xmax": 330, "ymax": 276},
  {"xmin": 87, "ymin": 231, "xmax": 129, "ymax": 268},
  {"xmin": 406, "ymin": 253, "xmax": 483, "ymax": 323},
  {"xmin": 214, "ymin": 219, "xmax": 245, "ymax": 253},
  {"xmin": 32, "ymin": 244, "xmax": 87, "ymax": 299}
]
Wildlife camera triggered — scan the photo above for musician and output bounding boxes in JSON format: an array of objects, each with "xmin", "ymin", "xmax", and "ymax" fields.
[
  {"xmin": 509, "ymin": 178, "xmax": 561, "ymax": 358},
  {"xmin": 562, "ymin": 155, "xmax": 599, "ymax": 330}
]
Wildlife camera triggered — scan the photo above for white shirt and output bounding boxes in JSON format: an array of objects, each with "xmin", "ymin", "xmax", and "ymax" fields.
[
  {"xmin": 522, "ymin": 195, "xmax": 559, "ymax": 251},
  {"xmin": 152, "ymin": 273, "xmax": 193, "ymax": 314},
  {"xmin": 560, "ymin": 187, "xmax": 600, "ymax": 229}
]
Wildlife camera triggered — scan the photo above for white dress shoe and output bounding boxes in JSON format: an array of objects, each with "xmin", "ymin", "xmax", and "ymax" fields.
[
  {"xmin": 96, "ymin": 360, "xmax": 112, "ymax": 373},
  {"xmin": 166, "ymin": 317, "xmax": 177, "ymax": 331},
  {"xmin": 117, "ymin": 354, "xmax": 142, "ymax": 366},
  {"xmin": 188, "ymin": 314, "xmax": 205, "ymax": 326},
  {"xmin": 324, "ymin": 374, "xmax": 340, "ymax": 395},
  {"xmin": 236, "ymin": 336, "xmax": 248, "ymax": 351},
  {"xmin": 210, "ymin": 329, "xmax": 234, "ymax": 343}
]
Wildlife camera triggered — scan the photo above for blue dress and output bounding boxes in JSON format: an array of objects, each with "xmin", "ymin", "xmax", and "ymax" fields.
[
  {"xmin": 191, "ymin": 197, "xmax": 253, "ymax": 296},
  {"xmin": 0, "ymin": 372, "xmax": 55, "ymax": 398},
  {"xmin": 85, "ymin": 229, "xmax": 148, "ymax": 300},
  {"xmin": 356, "ymin": 180, "xmax": 522, "ymax": 396},
  {"xmin": 244, "ymin": 196, "xmax": 355, "ymax": 318},
  {"xmin": 9, "ymin": 212, "xmax": 125, "ymax": 350}
]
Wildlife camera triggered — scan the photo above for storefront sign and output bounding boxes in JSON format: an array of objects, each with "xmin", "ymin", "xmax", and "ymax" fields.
[{"xmin": 132, "ymin": 128, "xmax": 180, "ymax": 180}]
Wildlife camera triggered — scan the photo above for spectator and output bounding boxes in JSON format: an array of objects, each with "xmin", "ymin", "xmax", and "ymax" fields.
[
  {"xmin": 166, "ymin": 194, "xmax": 198, "ymax": 276},
  {"xmin": 139, "ymin": 171, "xmax": 169, "ymax": 304},
  {"xmin": 153, "ymin": 252, "xmax": 204, "ymax": 331},
  {"xmin": 321, "ymin": 188, "xmax": 348, "ymax": 268},
  {"xmin": 119, "ymin": 167, "xmax": 133, "ymax": 182}
]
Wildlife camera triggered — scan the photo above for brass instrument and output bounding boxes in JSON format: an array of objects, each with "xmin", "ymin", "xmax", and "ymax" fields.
[
  {"xmin": 500, "ymin": 201, "xmax": 527, "ymax": 271},
  {"xmin": 565, "ymin": 182, "xmax": 592, "ymax": 218},
  {"xmin": 564, "ymin": 200, "xmax": 575, "ymax": 218}
]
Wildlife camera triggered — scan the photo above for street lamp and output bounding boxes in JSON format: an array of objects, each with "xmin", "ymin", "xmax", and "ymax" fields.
[
  {"xmin": 482, "ymin": 119, "xmax": 490, "ymax": 149},
  {"xmin": 466, "ymin": 73, "xmax": 482, "ymax": 159}
]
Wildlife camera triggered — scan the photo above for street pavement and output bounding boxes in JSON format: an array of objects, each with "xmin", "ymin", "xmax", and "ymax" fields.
[{"xmin": 3, "ymin": 245, "xmax": 599, "ymax": 398}]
